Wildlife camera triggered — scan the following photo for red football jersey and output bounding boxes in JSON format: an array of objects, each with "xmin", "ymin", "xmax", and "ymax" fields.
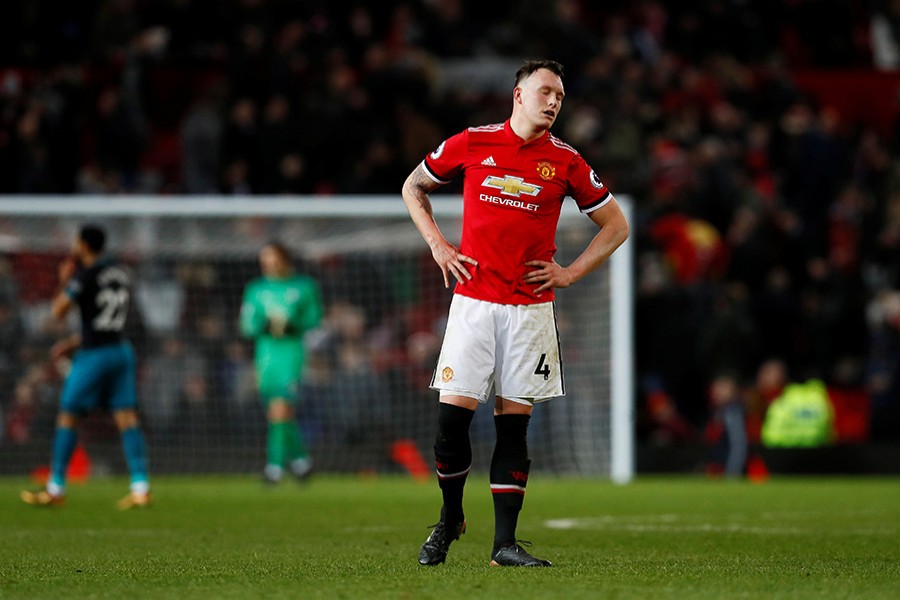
[{"xmin": 423, "ymin": 120, "xmax": 613, "ymax": 305}]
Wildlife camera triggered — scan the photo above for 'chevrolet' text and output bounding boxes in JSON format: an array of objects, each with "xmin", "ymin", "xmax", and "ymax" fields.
[{"xmin": 479, "ymin": 193, "xmax": 539, "ymax": 212}]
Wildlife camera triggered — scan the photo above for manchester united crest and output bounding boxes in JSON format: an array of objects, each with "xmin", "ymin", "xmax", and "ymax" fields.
[
  {"xmin": 536, "ymin": 161, "xmax": 556, "ymax": 181},
  {"xmin": 441, "ymin": 366, "xmax": 454, "ymax": 382}
]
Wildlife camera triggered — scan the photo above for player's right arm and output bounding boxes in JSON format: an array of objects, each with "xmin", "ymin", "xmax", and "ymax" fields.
[
  {"xmin": 402, "ymin": 163, "xmax": 477, "ymax": 288},
  {"xmin": 50, "ymin": 334, "xmax": 82, "ymax": 361},
  {"xmin": 51, "ymin": 256, "xmax": 79, "ymax": 320},
  {"xmin": 50, "ymin": 257, "xmax": 82, "ymax": 361},
  {"xmin": 239, "ymin": 281, "xmax": 266, "ymax": 338}
]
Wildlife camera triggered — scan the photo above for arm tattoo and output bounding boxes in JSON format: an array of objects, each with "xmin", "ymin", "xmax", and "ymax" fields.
[{"xmin": 404, "ymin": 166, "xmax": 441, "ymax": 217}]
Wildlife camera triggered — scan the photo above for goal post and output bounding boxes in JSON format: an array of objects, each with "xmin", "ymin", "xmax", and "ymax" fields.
[{"xmin": 0, "ymin": 195, "xmax": 633, "ymax": 481}]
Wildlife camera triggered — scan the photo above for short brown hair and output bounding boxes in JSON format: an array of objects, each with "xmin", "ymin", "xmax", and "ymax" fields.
[
  {"xmin": 264, "ymin": 240, "xmax": 293, "ymax": 264},
  {"xmin": 515, "ymin": 60, "xmax": 565, "ymax": 86}
]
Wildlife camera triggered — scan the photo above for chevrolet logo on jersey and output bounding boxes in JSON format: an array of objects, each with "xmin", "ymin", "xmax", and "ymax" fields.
[{"xmin": 482, "ymin": 175, "xmax": 542, "ymax": 197}]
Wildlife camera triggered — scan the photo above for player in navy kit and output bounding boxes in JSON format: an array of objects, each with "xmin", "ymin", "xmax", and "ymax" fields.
[{"xmin": 21, "ymin": 225, "xmax": 151, "ymax": 509}]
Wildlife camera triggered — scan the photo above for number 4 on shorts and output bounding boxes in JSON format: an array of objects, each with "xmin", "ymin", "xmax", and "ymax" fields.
[{"xmin": 534, "ymin": 353, "xmax": 550, "ymax": 380}]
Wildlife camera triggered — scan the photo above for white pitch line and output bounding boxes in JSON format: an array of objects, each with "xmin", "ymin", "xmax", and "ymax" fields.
[{"xmin": 543, "ymin": 516, "xmax": 896, "ymax": 536}]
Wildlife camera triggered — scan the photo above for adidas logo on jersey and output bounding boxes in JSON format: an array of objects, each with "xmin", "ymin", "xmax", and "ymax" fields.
[{"xmin": 481, "ymin": 156, "xmax": 496, "ymax": 166}]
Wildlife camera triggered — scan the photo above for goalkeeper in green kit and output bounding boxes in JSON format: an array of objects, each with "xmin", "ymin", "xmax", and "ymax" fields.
[{"xmin": 240, "ymin": 242, "xmax": 323, "ymax": 484}]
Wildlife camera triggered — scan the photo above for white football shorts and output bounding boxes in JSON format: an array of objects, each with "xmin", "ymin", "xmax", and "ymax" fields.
[{"xmin": 430, "ymin": 294, "xmax": 564, "ymax": 405}]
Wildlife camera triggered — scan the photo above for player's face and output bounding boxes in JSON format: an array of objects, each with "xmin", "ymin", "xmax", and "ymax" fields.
[
  {"xmin": 259, "ymin": 246, "xmax": 287, "ymax": 277},
  {"xmin": 516, "ymin": 69, "xmax": 565, "ymax": 130},
  {"xmin": 71, "ymin": 238, "xmax": 87, "ymax": 262}
]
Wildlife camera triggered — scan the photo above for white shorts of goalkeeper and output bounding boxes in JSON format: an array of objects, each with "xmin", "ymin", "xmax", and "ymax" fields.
[{"xmin": 430, "ymin": 294, "xmax": 564, "ymax": 405}]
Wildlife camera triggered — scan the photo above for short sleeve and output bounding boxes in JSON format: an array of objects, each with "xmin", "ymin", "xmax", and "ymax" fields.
[
  {"xmin": 422, "ymin": 129, "xmax": 469, "ymax": 184},
  {"xmin": 65, "ymin": 272, "xmax": 84, "ymax": 300},
  {"xmin": 567, "ymin": 154, "xmax": 612, "ymax": 214}
]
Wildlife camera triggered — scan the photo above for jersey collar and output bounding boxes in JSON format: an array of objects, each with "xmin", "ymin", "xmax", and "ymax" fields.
[{"xmin": 504, "ymin": 119, "xmax": 549, "ymax": 146}]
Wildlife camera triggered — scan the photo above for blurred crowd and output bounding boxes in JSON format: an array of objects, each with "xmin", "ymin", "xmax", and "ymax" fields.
[{"xmin": 1, "ymin": 1, "xmax": 900, "ymax": 462}]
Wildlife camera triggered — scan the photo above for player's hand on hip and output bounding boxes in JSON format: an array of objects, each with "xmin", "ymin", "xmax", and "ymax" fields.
[
  {"xmin": 432, "ymin": 241, "xmax": 477, "ymax": 288},
  {"xmin": 50, "ymin": 336, "xmax": 79, "ymax": 361},
  {"xmin": 524, "ymin": 260, "xmax": 573, "ymax": 296},
  {"xmin": 50, "ymin": 340, "xmax": 69, "ymax": 362}
]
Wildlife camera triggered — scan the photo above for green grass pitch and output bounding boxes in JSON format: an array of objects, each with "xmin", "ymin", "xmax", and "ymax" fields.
[{"xmin": 1, "ymin": 475, "xmax": 898, "ymax": 599}]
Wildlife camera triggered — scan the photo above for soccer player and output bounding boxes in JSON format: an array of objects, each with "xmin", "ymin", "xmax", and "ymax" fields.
[
  {"xmin": 240, "ymin": 242, "xmax": 323, "ymax": 484},
  {"xmin": 21, "ymin": 224, "xmax": 151, "ymax": 509},
  {"xmin": 402, "ymin": 60, "xmax": 629, "ymax": 567}
]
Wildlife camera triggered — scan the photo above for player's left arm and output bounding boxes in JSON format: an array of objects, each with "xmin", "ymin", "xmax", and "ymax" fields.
[
  {"xmin": 524, "ymin": 198, "xmax": 629, "ymax": 294},
  {"xmin": 298, "ymin": 280, "xmax": 324, "ymax": 333},
  {"xmin": 287, "ymin": 279, "xmax": 323, "ymax": 336}
]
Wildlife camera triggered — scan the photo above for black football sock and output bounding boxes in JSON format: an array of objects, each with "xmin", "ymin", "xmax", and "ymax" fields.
[
  {"xmin": 490, "ymin": 413, "xmax": 531, "ymax": 549},
  {"xmin": 434, "ymin": 403, "xmax": 474, "ymax": 525}
]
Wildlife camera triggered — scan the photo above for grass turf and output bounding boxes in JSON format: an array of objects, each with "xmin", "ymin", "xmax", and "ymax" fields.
[{"xmin": 1, "ymin": 475, "xmax": 898, "ymax": 599}]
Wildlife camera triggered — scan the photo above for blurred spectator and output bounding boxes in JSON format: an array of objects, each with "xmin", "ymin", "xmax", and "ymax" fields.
[
  {"xmin": 219, "ymin": 338, "xmax": 257, "ymax": 427},
  {"xmin": 92, "ymin": 83, "xmax": 148, "ymax": 192},
  {"xmin": 177, "ymin": 262, "xmax": 223, "ymax": 335},
  {"xmin": 178, "ymin": 368, "xmax": 214, "ymax": 438},
  {"xmin": 871, "ymin": 2, "xmax": 900, "ymax": 69},
  {"xmin": 761, "ymin": 379, "xmax": 835, "ymax": 448},
  {"xmin": 745, "ymin": 358, "xmax": 790, "ymax": 443},
  {"xmin": 317, "ymin": 302, "xmax": 390, "ymax": 447},
  {"xmin": 649, "ymin": 212, "xmax": 729, "ymax": 285},
  {"xmin": 4, "ymin": 363, "xmax": 57, "ymax": 445},
  {"xmin": 221, "ymin": 98, "xmax": 260, "ymax": 192},
  {"xmin": 5, "ymin": 379, "xmax": 39, "ymax": 445},
  {"xmin": 330, "ymin": 335, "xmax": 391, "ymax": 448},
  {"xmin": 637, "ymin": 376, "xmax": 695, "ymax": 446},
  {"xmin": 0, "ymin": 258, "xmax": 25, "ymax": 393},
  {"xmin": 704, "ymin": 373, "xmax": 748, "ymax": 478},
  {"xmin": 698, "ymin": 283, "xmax": 762, "ymax": 388},
  {"xmin": 181, "ymin": 90, "xmax": 223, "ymax": 194},
  {"xmin": 866, "ymin": 290, "xmax": 900, "ymax": 439},
  {"xmin": 0, "ymin": 256, "xmax": 20, "ymax": 305},
  {"xmin": 141, "ymin": 336, "xmax": 207, "ymax": 439},
  {"xmin": 0, "ymin": 298, "xmax": 25, "ymax": 389},
  {"xmin": 134, "ymin": 261, "xmax": 185, "ymax": 334},
  {"xmin": 421, "ymin": 0, "xmax": 479, "ymax": 58}
]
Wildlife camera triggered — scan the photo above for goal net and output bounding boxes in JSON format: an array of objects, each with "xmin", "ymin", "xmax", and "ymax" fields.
[{"xmin": 0, "ymin": 196, "xmax": 633, "ymax": 481}]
